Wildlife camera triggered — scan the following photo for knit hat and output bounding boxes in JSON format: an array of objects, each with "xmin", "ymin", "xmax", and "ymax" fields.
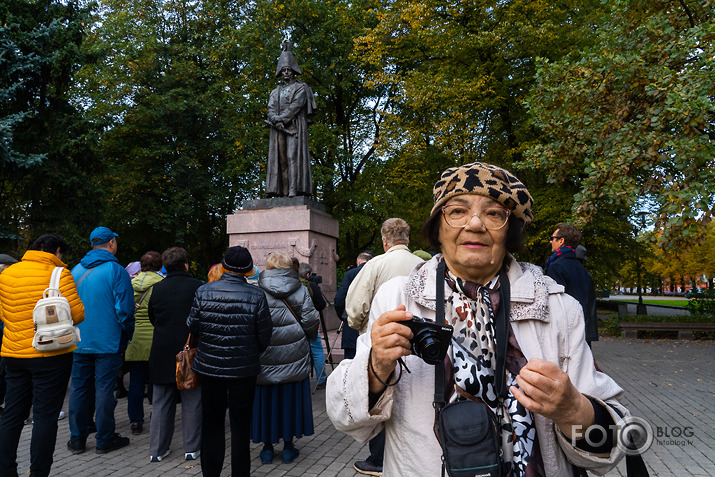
[
  {"xmin": 222, "ymin": 246, "xmax": 254, "ymax": 274},
  {"xmin": 431, "ymin": 162, "xmax": 534, "ymax": 225}
]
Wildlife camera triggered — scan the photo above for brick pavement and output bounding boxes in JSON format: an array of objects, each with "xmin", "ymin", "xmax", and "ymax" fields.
[{"xmin": 10, "ymin": 336, "xmax": 714, "ymax": 476}]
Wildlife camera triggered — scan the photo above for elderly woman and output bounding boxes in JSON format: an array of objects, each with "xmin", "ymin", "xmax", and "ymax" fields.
[
  {"xmin": 253, "ymin": 251, "xmax": 320, "ymax": 465},
  {"xmin": 125, "ymin": 250, "xmax": 163, "ymax": 435},
  {"xmin": 326, "ymin": 162, "xmax": 630, "ymax": 476}
]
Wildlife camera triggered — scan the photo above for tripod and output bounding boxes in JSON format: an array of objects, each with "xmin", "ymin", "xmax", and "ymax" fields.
[{"xmin": 312, "ymin": 292, "xmax": 342, "ymax": 392}]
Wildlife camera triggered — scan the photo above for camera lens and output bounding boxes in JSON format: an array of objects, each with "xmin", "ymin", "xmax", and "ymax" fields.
[{"xmin": 413, "ymin": 331, "xmax": 443, "ymax": 365}]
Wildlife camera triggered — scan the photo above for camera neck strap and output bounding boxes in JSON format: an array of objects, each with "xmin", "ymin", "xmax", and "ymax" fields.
[{"xmin": 433, "ymin": 259, "xmax": 511, "ymax": 411}]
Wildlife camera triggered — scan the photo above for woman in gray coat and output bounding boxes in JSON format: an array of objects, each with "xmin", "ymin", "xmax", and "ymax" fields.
[{"xmin": 252, "ymin": 251, "xmax": 319, "ymax": 465}]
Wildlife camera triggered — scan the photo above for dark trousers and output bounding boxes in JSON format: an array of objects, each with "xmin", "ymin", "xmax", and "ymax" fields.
[
  {"xmin": 200, "ymin": 375, "xmax": 256, "ymax": 477},
  {"xmin": 367, "ymin": 428, "xmax": 385, "ymax": 466},
  {"xmin": 0, "ymin": 353, "xmax": 72, "ymax": 477},
  {"xmin": 127, "ymin": 361, "xmax": 149, "ymax": 423}
]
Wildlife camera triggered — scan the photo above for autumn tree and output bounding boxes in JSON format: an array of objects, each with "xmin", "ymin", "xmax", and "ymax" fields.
[{"xmin": 526, "ymin": 0, "xmax": 714, "ymax": 249}]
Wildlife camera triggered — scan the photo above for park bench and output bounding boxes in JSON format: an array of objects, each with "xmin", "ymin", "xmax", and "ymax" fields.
[{"xmin": 619, "ymin": 322, "xmax": 715, "ymax": 339}]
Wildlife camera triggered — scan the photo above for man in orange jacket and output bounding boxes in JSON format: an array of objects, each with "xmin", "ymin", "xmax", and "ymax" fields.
[{"xmin": 0, "ymin": 234, "xmax": 84, "ymax": 477}]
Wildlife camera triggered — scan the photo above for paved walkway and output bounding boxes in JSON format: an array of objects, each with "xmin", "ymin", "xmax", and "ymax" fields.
[{"xmin": 11, "ymin": 337, "xmax": 715, "ymax": 476}]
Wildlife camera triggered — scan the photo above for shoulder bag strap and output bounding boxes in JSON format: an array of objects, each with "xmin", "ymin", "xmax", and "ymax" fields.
[
  {"xmin": 282, "ymin": 298, "xmax": 314, "ymax": 370},
  {"xmin": 48, "ymin": 267, "xmax": 64, "ymax": 296},
  {"xmin": 75, "ymin": 267, "xmax": 95, "ymax": 287},
  {"xmin": 282, "ymin": 299, "xmax": 300, "ymax": 323},
  {"xmin": 494, "ymin": 268, "xmax": 510, "ymax": 398},
  {"xmin": 135, "ymin": 284, "xmax": 155, "ymax": 311},
  {"xmin": 434, "ymin": 260, "xmax": 447, "ymax": 410}
]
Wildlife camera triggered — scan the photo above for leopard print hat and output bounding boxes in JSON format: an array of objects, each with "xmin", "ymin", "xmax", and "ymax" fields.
[{"xmin": 431, "ymin": 162, "xmax": 534, "ymax": 225}]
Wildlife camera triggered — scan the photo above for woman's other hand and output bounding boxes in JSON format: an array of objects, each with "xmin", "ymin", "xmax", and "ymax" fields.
[
  {"xmin": 368, "ymin": 305, "xmax": 414, "ymax": 393},
  {"xmin": 510, "ymin": 358, "xmax": 595, "ymax": 439}
]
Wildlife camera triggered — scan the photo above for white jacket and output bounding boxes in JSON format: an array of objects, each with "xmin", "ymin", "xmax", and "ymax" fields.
[
  {"xmin": 346, "ymin": 244, "xmax": 424, "ymax": 334},
  {"xmin": 326, "ymin": 255, "xmax": 628, "ymax": 476}
]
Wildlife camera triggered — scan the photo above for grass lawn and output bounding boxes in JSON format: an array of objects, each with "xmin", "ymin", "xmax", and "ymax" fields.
[{"xmin": 610, "ymin": 298, "xmax": 690, "ymax": 307}]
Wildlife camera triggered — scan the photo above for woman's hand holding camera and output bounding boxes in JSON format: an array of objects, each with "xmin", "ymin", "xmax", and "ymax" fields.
[
  {"xmin": 368, "ymin": 305, "xmax": 414, "ymax": 393},
  {"xmin": 510, "ymin": 358, "xmax": 595, "ymax": 439}
]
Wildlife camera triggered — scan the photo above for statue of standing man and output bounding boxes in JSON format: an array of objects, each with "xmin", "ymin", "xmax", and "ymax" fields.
[{"xmin": 265, "ymin": 42, "xmax": 316, "ymax": 197}]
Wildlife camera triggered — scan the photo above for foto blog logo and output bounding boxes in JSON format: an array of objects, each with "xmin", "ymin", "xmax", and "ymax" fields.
[
  {"xmin": 616, "ymin": 416, "xmax": 654, "ymax": 455},
  {"xmin": 571, "ymin": 415, "xmax": 654, "ymax": 455}
]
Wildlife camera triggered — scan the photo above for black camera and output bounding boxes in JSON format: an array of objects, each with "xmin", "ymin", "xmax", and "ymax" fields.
[
  {"xmin": 308, "ymin": 273, "xmax": 322, "ymax": 285},
  {"xmin": 402, "ymin": 317, "xmax": 453, "ymax": 365}
]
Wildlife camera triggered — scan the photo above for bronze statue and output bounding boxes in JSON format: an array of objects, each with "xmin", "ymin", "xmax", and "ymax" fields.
[{"xmin": 265, "ymin": 42, "xmax": 316, "ymax": 197}]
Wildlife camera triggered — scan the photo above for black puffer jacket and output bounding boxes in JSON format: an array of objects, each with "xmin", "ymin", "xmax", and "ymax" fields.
[
  {"xmin": 187, "ymin": 272, "xmax": 273, "ymax": 378},
  {"xmin": 257, "ymin": 268, "xmax": 319, "ymax": 385}
]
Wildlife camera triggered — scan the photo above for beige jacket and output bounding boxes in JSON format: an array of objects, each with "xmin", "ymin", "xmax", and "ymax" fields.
[
  {"xmin": 327, "ymin": 255, "xmax": 628, "ymax": 476},
  {"xmin": 346, "ymin": 244, "xmax": 424, "ymax": 334}
]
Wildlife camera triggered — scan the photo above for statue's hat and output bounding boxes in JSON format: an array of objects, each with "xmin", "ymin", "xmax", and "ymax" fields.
[{"xmin": 275, "ymin": 41, "xmax": 302, "ymax": 77}]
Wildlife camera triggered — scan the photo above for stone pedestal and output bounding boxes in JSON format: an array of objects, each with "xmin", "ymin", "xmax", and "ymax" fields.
[{"xmin": 226, "ymin": 196, "xmax": 340, "ymax": 331}]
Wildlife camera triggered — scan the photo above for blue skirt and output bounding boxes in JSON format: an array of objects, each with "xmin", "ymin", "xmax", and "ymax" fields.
[{"xmin": 251, "ymin": 377, "xmax": 314, "ymax": 444}]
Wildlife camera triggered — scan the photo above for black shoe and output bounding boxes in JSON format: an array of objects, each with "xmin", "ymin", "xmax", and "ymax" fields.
[
  {"xmin": 67, "ymin": 439, "xmax": 86, "ymax": 455},
  {"xmin": 315, "ymin": 381, "xmax": 327, "ymax": 390},
  {"xmin": 96, "ymin": 433, "xmax": 130, "ymax": 454},
  {"xmin": 115, "ymin": 387, "xmax": 128, "ymax": 399},
  {"xmin": 354, "ymin": 460, "xmax": 383, "ymax": 476},
  {"xmin": 130, "ymin": 421, "xmax": 143, "ymax": 435}
]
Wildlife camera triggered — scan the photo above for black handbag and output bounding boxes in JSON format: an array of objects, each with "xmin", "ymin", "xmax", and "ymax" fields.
[{"xmin": 435, "ymin": 396, "xmax": 502, "ymax": 477}]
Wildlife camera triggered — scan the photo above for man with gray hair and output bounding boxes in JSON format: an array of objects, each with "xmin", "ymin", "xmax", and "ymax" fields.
[
  {"xmin": 344, "ymin": 218, "xmax": 423, "ymax": 476},
  {"xmin": 346, "ymin": 218, "xmax": 423, "ymax": 335}
]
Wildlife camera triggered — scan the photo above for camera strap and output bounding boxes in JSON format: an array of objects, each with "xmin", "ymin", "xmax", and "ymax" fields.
[{"xmin": 434, "ymin": 260, "xmax": 447, "ymax": 410}]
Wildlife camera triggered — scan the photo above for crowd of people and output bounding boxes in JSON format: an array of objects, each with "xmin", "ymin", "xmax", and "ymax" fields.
[
  {"xmin": 0, "ymin": 161, "xmax": 631, "ymax": 477},
  {"xmin": 0, "ymin": 228, "xmax": 330, "ymax": 477}
]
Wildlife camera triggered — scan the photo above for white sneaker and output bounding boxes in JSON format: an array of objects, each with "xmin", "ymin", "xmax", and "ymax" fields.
[
  {"xmin": 57, "ymin": 411, "xmax": 65, "ymax": 420},
  {"xmin": 150, "ymin": 449, "xmax": 170, "ymax": 462},
  {"xmin": 185, "ymin": 450, "xmax": 200, "ymax": 461}
]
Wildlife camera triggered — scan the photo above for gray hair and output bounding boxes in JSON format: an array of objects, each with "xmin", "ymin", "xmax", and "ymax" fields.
[
  {"xmin": 298, "ymin": 262, "xmax": 312, "ymax": 277},
  {"xmin": 381, "ymin": 218, "xmax": 411, "ymax": 247}
]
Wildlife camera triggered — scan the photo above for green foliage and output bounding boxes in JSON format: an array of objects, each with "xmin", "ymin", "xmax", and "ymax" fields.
[
  {"xmin": 686, "ymin": 289, "xmax": 715, "ymax": 317},
  {"xmin": 599, "ymin": 318, "xmax": 623, "ymax": 337},
  {"xmin": 0, "ymin": 0, "xmax": 102, "ymax": 261},
  {"xmin": 6, "ymin": 0, "xmax": 705, "ymax": 285},
  {"xmin": 526, "ymin": 0, "xmax": 715, "ymax": 249}
]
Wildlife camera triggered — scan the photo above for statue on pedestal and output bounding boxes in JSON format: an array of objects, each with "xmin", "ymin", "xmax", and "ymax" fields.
[{"xmin": 265, "ymin": 42, "xmax": 316, "ymax": 197}]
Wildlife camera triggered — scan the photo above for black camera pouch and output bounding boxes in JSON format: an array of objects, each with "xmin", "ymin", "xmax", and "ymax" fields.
[{"xmin": 436, "ymin": 398, "xmax": 502, "ymax": 477}]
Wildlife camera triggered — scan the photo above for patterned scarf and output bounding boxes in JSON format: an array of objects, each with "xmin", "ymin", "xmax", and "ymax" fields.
[
  {"xmin": 444, "ymin": 270, "xmax": 536, "ymax": 477},
  {"xmin": 544, "ymin": 245, "xmax": 575, "ymax": 273}
]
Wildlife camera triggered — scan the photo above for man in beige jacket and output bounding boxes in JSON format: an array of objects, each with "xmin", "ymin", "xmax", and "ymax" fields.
[
  {"xmin": 346, "ymin": 218, "xmax": 425, "ymax": 336},
  {"xmin": 344, "ymin": 218, "xmax": 424, "ymax": 475}
]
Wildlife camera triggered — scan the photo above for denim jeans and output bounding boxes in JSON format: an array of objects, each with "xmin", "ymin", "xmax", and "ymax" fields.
[
  {"xmin": 68, "ymin": 353, "xmax": 122, "ymax": 447},
  {"xmin": 310, "ymin": 334, "xmax": 326, "ymax": 384},
  {"xmin": 0, "ymin": 353, "xmax": 72, "ymax": 477},
  {"xmin": 127, "ymin": 361, "xmax": 148, "ymax": 423}
]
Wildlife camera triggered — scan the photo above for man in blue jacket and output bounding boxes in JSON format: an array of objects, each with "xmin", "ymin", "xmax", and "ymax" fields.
[
  {"xmin": 333, "ymin": 251, "xmax": 373, "ymax": 361},
  {"xmin": 545, "ymin": 223, "xmax": 598, "ymax": 346},
  {"xmin": 67, "ymin": 227, "xmax": 135, "ymax": 455}
]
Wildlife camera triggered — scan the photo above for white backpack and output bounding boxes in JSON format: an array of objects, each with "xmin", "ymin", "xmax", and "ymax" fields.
[{"xmin": 32, "ymin": 267, "xmax": 80, "ymax": 351}]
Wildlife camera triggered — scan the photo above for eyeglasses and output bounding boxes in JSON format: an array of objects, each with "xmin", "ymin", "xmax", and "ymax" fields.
[
  {"xmin": 549, "ymin": 235, "xmax": 563, "ymax": 241},
  {"xmin": 442, "ymin": 204, "xmax": 510, "ymax": 230}
]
